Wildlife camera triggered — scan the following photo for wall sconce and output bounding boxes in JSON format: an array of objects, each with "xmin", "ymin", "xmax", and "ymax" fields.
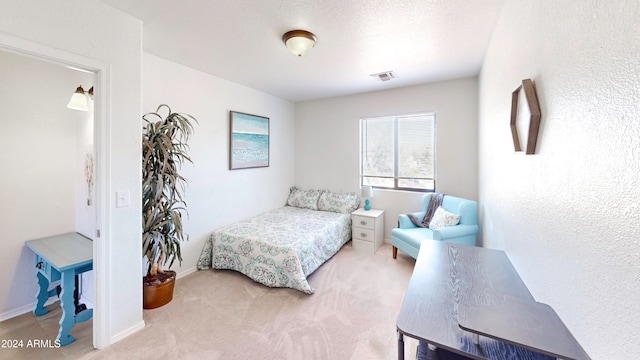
[
  {"xmin": 361, "ymin": 185, "xmax": 374, "ymax": 211},
  {"xmin": 67, "ymin": 85, "xmax": 94, "ymax": 111},
  {"xmin": 282, "ymin": 30, "xmax": 317, "ymax": 57}
]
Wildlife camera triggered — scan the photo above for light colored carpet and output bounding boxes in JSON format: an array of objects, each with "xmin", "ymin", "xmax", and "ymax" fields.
[{"xmin": 1, "ymin": 242, "xmax": 418, "ymax": 360}]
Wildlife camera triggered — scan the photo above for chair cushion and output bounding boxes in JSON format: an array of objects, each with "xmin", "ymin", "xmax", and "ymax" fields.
[
  {"xmin": 428, "ymin": 206, "xmax": 460, "ymax": 230},
  {"xmin": 391, "ymin": 227, "xmax": 435, "ymax": 248}
]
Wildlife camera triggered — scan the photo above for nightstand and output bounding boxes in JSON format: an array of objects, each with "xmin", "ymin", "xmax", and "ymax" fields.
[{"xmin": 351, "ymin": 208, "xmax": 384, "ymax": 253}]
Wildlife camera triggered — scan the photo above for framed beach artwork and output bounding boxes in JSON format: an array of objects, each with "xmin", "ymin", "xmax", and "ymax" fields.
[{"xmin": 229, "ymin": 111, "xmax": 270, "ymax": 170}]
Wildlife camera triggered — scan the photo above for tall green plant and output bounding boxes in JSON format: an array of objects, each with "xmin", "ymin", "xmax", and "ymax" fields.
[{"xmin": 142, "ymin": 104, "xmax": 197, "ymax": 278}]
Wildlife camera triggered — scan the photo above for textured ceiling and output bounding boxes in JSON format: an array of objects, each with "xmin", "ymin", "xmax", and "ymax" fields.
[{"xmin": 100, "ymin": 0, "xmax": 505, "ymax": 102}]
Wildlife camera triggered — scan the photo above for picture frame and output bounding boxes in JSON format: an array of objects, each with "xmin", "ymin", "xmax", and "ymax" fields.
[
  {"xmin": 229, "ymin": 111, "xmax": 270, "ymax": 170},
  {"xmin": 510, "ymin": 79, "xmax": 541, "ymax": 155}
]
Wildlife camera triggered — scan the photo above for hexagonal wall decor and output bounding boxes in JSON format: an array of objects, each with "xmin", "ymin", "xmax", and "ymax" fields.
[{"xmin": 510, "ymin": 79, "xmax": 541, "ymax": 154}]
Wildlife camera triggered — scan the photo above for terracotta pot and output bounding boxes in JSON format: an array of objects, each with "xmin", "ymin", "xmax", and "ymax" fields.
[{"xmin": 143, "ymin": 271, "xmax": 176, "ymax": 309}]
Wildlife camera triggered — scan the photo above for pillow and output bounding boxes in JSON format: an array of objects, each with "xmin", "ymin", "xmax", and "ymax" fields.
[
  {"xmin": 286, "ymin": 186, "xmax": 323, "ymax": 210},
  {"xmin": 317, "ymin": 190, "xmax": 360, "ymax": 214},
  {"xmin": 428, "ymin": 206, "xmax": 460, "ymax": 230}
]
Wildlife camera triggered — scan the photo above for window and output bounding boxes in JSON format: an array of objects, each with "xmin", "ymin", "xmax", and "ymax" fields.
[{"xmin": 360, "ymin": 113, "xmax": 435, "ymax": 191}]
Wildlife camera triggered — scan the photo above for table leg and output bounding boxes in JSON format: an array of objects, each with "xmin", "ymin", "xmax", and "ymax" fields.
[
  {"xmin": 57, "ymin": 271, "xmax": 76, "ymax": 346},
  {"xmin": 33, "ymin": 271, "xmax": 50, "ymax": 316},
  {"xmin": 397, "ymin": 331, "xmax": 405, "ymax": 360}
]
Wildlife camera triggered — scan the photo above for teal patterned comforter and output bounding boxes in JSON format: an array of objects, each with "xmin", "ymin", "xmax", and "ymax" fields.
[{"xmin": 196, "ymin": 206, "xmax": 352, "ymax": 294}]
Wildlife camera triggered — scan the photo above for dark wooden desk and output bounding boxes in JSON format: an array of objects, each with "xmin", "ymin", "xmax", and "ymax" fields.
[{"xmin": 396, "ymin": 240, "xmax": 590, "ymax": 360}]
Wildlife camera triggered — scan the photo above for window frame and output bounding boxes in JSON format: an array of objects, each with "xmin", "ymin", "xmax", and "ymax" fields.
[{"xmin": 359, "ymin": 112, "xmax": 436, "ymax": 192}]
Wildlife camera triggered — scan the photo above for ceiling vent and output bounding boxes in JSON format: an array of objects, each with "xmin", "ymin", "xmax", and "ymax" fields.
[{"xmin": 370, "ymin": 71, "xmax": 396, "ymax": 82}]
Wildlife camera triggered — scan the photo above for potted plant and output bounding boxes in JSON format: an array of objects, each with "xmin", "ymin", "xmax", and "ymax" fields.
[{"xmin": 142, "ymin": 104, "xmax": 197, "ymax": 309}]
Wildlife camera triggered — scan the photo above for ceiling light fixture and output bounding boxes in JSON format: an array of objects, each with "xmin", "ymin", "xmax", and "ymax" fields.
[
  {"xmin": 282, "ymin": 30, "xmax": 317, "ymax": 57},
  {"xmin": 67, "ymin": 85, "xmax": 94, "ymax": 111}
]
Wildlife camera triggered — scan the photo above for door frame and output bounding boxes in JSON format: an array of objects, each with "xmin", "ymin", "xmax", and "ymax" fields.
[{"xmin": 0, "ymin": 32, "xmax": 111, "ymax": 349}]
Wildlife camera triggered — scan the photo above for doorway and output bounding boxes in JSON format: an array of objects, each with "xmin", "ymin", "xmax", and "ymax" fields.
[{"xmin": 0, "ymin": 35, "xmax": 108, "ymax": 350}]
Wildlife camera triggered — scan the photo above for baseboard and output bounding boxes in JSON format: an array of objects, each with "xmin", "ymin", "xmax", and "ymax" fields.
[
  {"xmin": 177, "ymin": 266, "xmax": 197, "ymax": 279},
  {"xmin": 110, "ymin": 319, "xmax": 145, "ymax": 345},
  {"xmin": 102, "ymin": 266, "xmax": 192, "ymax": 345},
  {"xmin": 105, "ymin": 267, "xmax": 193, "ymax": 345},
  {"xmin": 0, "ymin": 297, "xmax": 59, "ymax": 322}
]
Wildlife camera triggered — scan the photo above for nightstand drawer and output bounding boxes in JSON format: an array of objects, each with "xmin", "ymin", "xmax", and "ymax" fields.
[
  {"xmin": 352, "ymin": 238, "xmax": 375, "ymax": 252},
  {"xmin": 353, "ymin": 215, "xmax": 375, "ymax": 230},
  {"xmin": 353, "ymin": 227, "xmax": 374, "ymax": 242}
]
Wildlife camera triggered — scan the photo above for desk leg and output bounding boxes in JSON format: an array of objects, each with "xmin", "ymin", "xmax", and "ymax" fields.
[
  {"xmin": 33, "ymin": 271, "xmax": 50, "ymax": 316},
  {"xmin": 397, "ymin": 331, "xmax": 405, "ymax": 360},
  {"xmin": 57, "ymin": 271, "xmax": 76, "ymax": 346}
]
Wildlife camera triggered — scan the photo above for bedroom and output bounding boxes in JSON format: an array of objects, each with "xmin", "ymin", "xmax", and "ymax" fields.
[{"xmin": 0, "ymin": 1, "xmax": 638, "ymax": 360}]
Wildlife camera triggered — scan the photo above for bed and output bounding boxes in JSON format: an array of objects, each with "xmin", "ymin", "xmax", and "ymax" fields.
[{"xmin": 196, "ymin": 187, "xmax": 360, "ymax": 294}]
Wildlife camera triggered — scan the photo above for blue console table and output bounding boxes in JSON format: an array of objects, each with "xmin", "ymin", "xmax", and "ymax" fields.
[{"xmin": 25, "ymin": 232, "xmax": 93, "ymax": 346}]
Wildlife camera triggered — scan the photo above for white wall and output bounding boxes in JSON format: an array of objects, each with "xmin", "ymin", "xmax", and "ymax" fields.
[
  {"xmin": 75, "ymin": 85, "xmax": 96, "ymax": 308},
  {"xmin": 479, "ymin": 1, "xmax": 640, "ymax": 359},
  {"xmin": 76, "ymin": 98, "xmax": 97, "ymax": 239},
  {"xmin": 295, "ymin": 77, "xmax": 479, "ymax": 241},
  {"xmin": 0, "ymin": 0, "xmax": 143, "ymax": 346},
  {"xmin": 143, "ymin": 53, "xmax": 296, "ymax": 277},
  {"xmin": 0, "ymin": 50, "xmax": 92, "ymax": 319}
]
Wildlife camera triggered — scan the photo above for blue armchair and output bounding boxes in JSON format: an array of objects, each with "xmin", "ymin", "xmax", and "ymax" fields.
[{"xmin": 391, "ymin": 193, "xmax": 478, "ymax": 259}]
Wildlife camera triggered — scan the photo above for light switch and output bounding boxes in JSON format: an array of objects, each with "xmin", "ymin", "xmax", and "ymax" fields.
[{"xmin": 116, "ymin": 191, "xmax": 130, "ymax": 208}]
